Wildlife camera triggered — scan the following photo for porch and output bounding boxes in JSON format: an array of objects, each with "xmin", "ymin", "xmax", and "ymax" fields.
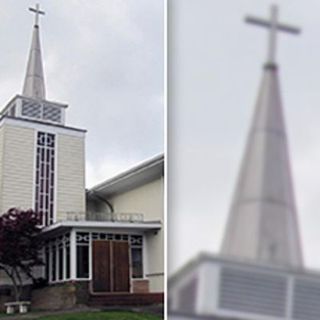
[{"xmin": 42, "ymin": 220, "xmax": 161, "ymax": 286}]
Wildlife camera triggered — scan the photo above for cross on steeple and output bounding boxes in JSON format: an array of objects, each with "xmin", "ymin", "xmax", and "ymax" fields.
[
  {"xmin": 245, "ymin": 5, "xmax": 300, "ymax": 65},
  {"xmin": 29, "ymin": 4, "xmax": 45, "ymax": 27}
]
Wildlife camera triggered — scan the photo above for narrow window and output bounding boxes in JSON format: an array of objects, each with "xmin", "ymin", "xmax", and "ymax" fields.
[
  {"xmin": 66, "ymin": 245, "xmax": 71, "ymax": 279},
  {"xmin": 51, "ymin": 244, "xmax": 56, "ymax": 282},
  {"xmin": 64, "ymin": 233, "xmax": 71, "ymax": 280},
  {"xmin": 35, "ymin": 132, "xmax": 55, "ymax": 226},
  {"xmin": 130, "ymin": 235, "xmax": 144, "ymax": 279},
  {"xmin": 45, "ymin": 246, "xmax": 49, "ymax": 281},
  {"xmin": 76, "ymin": 246, "xmax": 89, "ymax": 278},
  {"xmin": 76, "ymin": 232, "xmax": 90, "ymax": 279},
  {"xmin": 58, "ymin": 243, "xmax": 64, "ymax": 281},
  {"xmin": 131, "ymin": 247, "xmax": 143, "ymax": 278}
]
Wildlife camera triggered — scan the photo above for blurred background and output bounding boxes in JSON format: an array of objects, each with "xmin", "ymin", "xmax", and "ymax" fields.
[{"xmin": 168, "ymin": 0, "xmax": 320, "ymax": 274}]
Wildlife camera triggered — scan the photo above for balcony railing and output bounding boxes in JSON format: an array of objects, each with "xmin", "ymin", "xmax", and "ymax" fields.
[{"xmin": 57, "ymin": 211, "xmax": 144, "ymax": 223}]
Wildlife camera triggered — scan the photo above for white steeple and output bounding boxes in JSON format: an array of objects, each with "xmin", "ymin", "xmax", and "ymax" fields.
[
  {"xmin": 22, "ymin": 4, "xmax": 46, "ymax": 100},
  {"xmin": 221, "ymin": 6, "xmax": 303, "ymax": 269}
]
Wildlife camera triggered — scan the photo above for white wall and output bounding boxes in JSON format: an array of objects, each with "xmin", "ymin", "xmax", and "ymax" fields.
[
  {"xmin": 109, "ymin": 177, "xmax": 164, "ymax": 292},
  {"xmin": 56, "ymin": 134, "xmax": 86, "ymax": 221},
  {"xmin": 0, "ymin": 124, "xmax": 34, "ymax": 213}
]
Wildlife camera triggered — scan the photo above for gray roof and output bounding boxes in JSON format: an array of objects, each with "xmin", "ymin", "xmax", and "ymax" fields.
[
  {"xmin": 221, "ymin": 63, "xmax": 303, "ymax": 268},
  {"xmin": 89, "ymin": 153, "xmax": 164, "ymax": 197}
]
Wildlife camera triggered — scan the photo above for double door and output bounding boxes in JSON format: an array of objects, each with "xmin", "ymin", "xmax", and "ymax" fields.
[{"xmin": 92, "ymin": 240, "xmax": 130, "ymax": 293}]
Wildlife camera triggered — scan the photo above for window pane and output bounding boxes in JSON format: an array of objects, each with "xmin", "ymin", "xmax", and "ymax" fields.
[
  {"xmin": 45, "ymin": 247, "xmax": 49, "ymax": 281},
  {"xmin": 51, "ymin": 245, "xmax": 56, "ymax": 281},
  {"xmin": 77, "ymin": 246, "xmax": 89, "ymax": 278},
  {"xmin": 58, "ymin": 246, "xmax": 63, "ymax": 280},
  {"xmin": 66, "ymin": 245, "xmax": 70, "ymax": 279},
  {"xmin": 131, "ymin": 248, "xmax": 143, "ymax": 278}
]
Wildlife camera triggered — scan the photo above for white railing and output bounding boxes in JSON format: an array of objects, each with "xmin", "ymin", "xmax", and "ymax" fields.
[{"xmin": 58, "ymin": 211, "xmax": 144, "ymax": 223}]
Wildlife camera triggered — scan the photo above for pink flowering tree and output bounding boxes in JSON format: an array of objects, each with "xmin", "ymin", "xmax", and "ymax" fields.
[{"xmin": 0, "ymin": 208, "xmax": 44, "ymax": 302}]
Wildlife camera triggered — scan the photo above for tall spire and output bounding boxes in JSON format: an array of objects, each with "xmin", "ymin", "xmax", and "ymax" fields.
[
  {"xmin": 22, "ymin": 4, "xmax": 46, "ymax": 100},
  {"xmin": 221, "ymin": 6, "xmax": 303, "ymax": 269}
]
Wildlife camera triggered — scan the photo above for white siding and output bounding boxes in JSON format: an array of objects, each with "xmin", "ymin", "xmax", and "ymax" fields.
[
  {"xmin": 0, "ymin": 125, "xmax": 35, "ymax": 213},
  {"xmin": 56, "ymin": 134, "xmax": 86, "ymax": 221},
  {"xmin": 109, "ymin": 177, "xmax": 164, "ymax": 292}
]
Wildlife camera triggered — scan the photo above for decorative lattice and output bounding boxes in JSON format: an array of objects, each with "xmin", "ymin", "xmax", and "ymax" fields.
[{"xmin": 35, "ymin": 132, "xmax": 55, "ymax": 226}]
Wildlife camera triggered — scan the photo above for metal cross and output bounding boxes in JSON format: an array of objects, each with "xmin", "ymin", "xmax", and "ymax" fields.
[
  {"xmin": 29, "ymin": 4, "xmax": 45, "ymax": 27},
  {"xmin": 245, "ymin": 5, "xmax": 300, "ymax": 64}
]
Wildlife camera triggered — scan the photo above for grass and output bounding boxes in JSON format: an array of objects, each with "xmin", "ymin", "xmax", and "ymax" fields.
[{"xmin": 36, "ymin": 311, "xmax": 162, "ymax": 320}]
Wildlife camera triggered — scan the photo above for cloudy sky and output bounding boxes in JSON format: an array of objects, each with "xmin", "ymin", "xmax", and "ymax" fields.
[
  {"xmin": 169, "ymin": 0, "xmax": 320, "ymax": 274},
  {"xmin": 0, "ymin": 0, "xmax": 164, "ymax": 187}
]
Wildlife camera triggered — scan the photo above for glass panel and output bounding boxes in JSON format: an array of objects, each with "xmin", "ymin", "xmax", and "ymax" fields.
[
  {"xmin": 58, "ymin": 246, "xmax": 63, "ymax": 280},
  {"xmin": 131, "ymin": 247, "xmax": 143, "ymax": 278},
  {"xmin": 45, "ymin": 247, "xmax": 49, "ymax": 281},
  {"xmin": 76, "ymin": 245, "xmax": 89, "ymax": 278},
  {"xmin": 66, "ymin": 245, "xmax": 70, "ymax": 279},
  {"xmin": 51, "ymin": 245, "xmax": 56, "ymax": 281}
]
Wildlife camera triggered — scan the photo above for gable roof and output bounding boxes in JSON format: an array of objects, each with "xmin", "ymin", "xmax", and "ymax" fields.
[{"xmin": 88, "ymin": 153, "xmax": 164, "ymax": 198}]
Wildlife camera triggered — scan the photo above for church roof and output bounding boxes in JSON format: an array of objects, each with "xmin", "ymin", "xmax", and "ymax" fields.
[
  {"xmin": 220, "ymin": 7, "xmax": 303, "ymax": 269},
  {"xmin": 89, "ymin": 153, "xmax": 164, "ymax": 197}
]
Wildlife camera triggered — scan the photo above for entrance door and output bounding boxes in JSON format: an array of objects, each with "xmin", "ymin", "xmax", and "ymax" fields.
[
  {"xmin": 92, "ymin": 240, "xmax": 130, "ymax": 293},
  {"xmin": 92, "ymin": 241, "xmax": 111, "ymax": 292},
  {"xmin": 113, "ymin": 241, "xmax": 130, "ymax": 292}
]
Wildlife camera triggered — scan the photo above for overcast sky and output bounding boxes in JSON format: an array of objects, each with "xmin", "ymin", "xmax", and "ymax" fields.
[
  {"xmin": 0, "ymin": 0, "xmax": 164, "ymax": 187},
  {"xmin": 169, "ymin": 0, "xmax": 320, "ymax": 274}
]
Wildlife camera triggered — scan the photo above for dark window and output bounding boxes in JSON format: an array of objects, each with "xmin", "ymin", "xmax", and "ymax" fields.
[
  {"xmin": 131, "ymin": 247, "xmax": 143, "ymax": 278},
  {"xmin": 51, "ymin": 245, "xmax": 56, "ymax": 281},
  {"xmin": 66, "ymin": 245, "xmax": 70, "ymax": 279},
  {"xmin": 45, "ymin": 247, "xmax": 49, "ymax": 281},
  {"xmin": 77, "ymin": 246, "xmax": 89, "ymax": 278},
  {"xmin": 58, "ymin": 245, "xmax": 63, "ymax": 280}
]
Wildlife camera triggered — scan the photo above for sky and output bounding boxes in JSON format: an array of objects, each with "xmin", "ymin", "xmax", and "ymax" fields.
[
  {"xmin": 0, "ymin": 0, "xmax": 164, "ymax": 187},
  {"xmin": 169, "ymin": 0, "xmax": 320, "ymax": 274}
]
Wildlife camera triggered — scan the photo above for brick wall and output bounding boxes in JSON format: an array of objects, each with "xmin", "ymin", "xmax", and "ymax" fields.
[
  {"xmin": 132, "ymin": 279, "xmax": 149, "ymax": 293},
  {"xmin": 31, "ymin": 281, "xmax": 90, "ymax": 311},
  {"xmin": 31, "ymin": 283, "xmax": 76, "ymax": 311}
]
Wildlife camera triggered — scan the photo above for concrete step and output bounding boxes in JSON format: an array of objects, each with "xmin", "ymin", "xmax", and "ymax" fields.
[{"xmin": 88, "ymin": 293, "xmax": 164, "ymax": 306}]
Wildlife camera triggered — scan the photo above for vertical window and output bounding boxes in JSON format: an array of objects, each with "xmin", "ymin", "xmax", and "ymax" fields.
[
  {"xmin": 131, "ymin": 248, "xmax": 143, "ymax": 278},
  {"xmin": 64, "ymin": 233, "xmax": 71, "ymax": 280},
  {"xmin": 66, "ymin": 245, "xmax": 71, "ymax": 279},
  {"xmin": 130, "ymin": 235, "xmax": 143, "ymax": 279},
  {"xmin": 46, "ymin": 234, "xmax": 71, "ymax": 283},
  {"xmin": 51, "ymin": 244, "xmax": 56, "ymax": 282},
  {"xmin": 45, "ymin": 246, "xmax": 49, "ymax": 281},
  {"xmin": 76, "ymin": 232, "xmax": 90, "ymax": 279},
  {"xmin": 35, "ymin": 132, "xmax": 55, "ymax": 226},
  {"xmin": 58, "ymin": 238, "xmax": 64, "ymax": 281}
]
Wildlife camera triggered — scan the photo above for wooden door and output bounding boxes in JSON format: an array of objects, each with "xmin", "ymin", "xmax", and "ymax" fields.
[
  {"xmin": 113, "ymin": 241, "xmax": 130, "ymax": 292},
  {"xmin": 92, "ymin": 240, "xmax": 111, "ymax": 292},
  {"xmin": 92, "ymin": 240, "xmax": 130, "ymax": 293}
]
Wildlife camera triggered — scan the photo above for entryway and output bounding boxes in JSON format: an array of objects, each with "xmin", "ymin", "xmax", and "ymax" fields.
[{"xmin": 92, "ymin": 240, "xmax": 130, "ymax": 293}]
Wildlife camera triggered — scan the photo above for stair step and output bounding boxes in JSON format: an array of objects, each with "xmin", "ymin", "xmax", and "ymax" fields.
[{"xmin": 88, "ymin": 293, "xmax": 163, "ymax": 306}]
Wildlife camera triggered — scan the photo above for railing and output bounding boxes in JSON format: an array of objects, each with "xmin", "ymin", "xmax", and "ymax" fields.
[{"xmin": 57, "ymin": 211, "xmax": 144, "ymax": 223}]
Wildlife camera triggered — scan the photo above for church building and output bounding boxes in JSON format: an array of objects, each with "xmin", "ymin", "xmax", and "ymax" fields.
[
  {"xmin": 0, "ymin": 4, "xmax": 164, "ymax": 309},
  {"xmin": 169, "ymin": 6, "xmax": 320, "ymax": 320}
]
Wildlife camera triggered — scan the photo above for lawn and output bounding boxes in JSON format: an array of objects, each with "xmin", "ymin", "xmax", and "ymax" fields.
[{"xmin": 37, "ymin": 311, "xmax": 162, "ymax": 320}]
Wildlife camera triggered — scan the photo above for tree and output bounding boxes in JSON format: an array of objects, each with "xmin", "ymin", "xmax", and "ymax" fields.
[{"xmin": 0, "ymin": 208, "xmax": 44, "ymax": 302}]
